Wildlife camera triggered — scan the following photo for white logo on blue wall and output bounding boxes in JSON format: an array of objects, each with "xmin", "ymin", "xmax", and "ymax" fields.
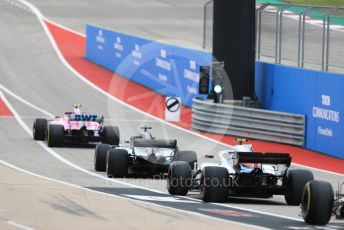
[
  {"xmin": 158, "ymin": 73, "xmax": 168, "ymax": 82},
  {"xmin": 312, "ymin": 107, "xmax": 340, "ymax": 123},
  {"xmin": 156, "ymin": 58, "xmax": 171, "ymax": 71},
  {"xmin": 114, "ymin": 37, "xmax": 123, "ymax": 51},
  {"xmin": 184, "ymin": 59, "xmax": 200, "ymax": 86},
  {"xmin": 155, "ymin": 49, "xmax": 171, "ymax": 71},
  {"xmin": 313, "ymin": 94, "xmax": 340, "ymax": 138},
  {"xmin": 184, "ymin": 69, "xmax": 199, "ymax": 82},
  {"xmin": 187, "ymin": 85, "xmax": 197, "ymax": 94},
  {"xmin": 114, "ymin": 36, "xmax": 123, "ymax": 58},
  {"xmin": 131, "ymin": 44, "xmax": 142, "ymax": 59},
  {"xmin": 318, "ymin": 126, "xmax": 333, "ymax": 137},
  {"xmin": 189, "ymin": 60, "xmax": 196, "ymax": 70},
  {"xmin": 321, "ymin": 95, "xmax": 331, "ymax": 106},
  {"xmin": 132, "ymin": 44, "xmax": 142, "ymax": 66},
  {"xmin": 96, "ymin": 29, "xmax": 105, "ymax": 50},
  {"xmin": 160, "ymin": 49, "xmax": 167, "ymax": 58}
]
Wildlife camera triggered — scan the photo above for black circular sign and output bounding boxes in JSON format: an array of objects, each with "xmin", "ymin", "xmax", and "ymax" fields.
[{"xmin": 166, "ymin": 97, "xmax": 180, "ymax": 113}]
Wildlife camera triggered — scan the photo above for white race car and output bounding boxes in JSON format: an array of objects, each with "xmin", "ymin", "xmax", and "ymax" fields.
[{"xmin": 167, "ymin": 139, "xmax": 314, "ymax": 204}]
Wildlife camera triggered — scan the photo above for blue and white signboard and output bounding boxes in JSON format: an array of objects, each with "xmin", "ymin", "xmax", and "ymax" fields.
[
  {"xmin": 255, "ymin": 62, "xmax": 344, "ymax": 159},
  {"xmin": 86, "ymin": 24, "xmax": 212, "ymax": 107}
]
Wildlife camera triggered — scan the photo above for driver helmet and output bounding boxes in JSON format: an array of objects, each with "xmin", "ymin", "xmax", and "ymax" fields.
[
  {"xmin": 234, "ymin": 144, "xmax": 260, "ymax": 170},
  {"xmin": 73, "ymin": 108, "xmax": 82, "ymax": 115},
  {"xmin": 234, "ymin": 144, "xmax": 253, "ymax": 152},
  {"xmin": 73, "ymin": 104, "xmax": 82, "ymax": 115},
  {"xmin": 141, "ymin": 131, "xmax": 153, "ymax": 140}
]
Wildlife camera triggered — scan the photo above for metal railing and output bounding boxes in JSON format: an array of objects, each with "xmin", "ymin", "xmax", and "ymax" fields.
[
  {"xmin": 192, "ymin": 98, "xmax": 306, "ymax": 146},
  {"xmin": 203, "ymin": 1, "xmax": 344, "ymax": 73}
]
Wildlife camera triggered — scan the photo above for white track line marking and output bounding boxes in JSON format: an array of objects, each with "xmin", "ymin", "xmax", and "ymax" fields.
[
  {"xmin": 0, "ymin": 82, "xmax": 314, "ymax": 223},
  {"xmin": 6, "ymin": 221, "xmax": 35, "ymax": 230},
  {"xmin": 0, "ymin": 84, "xmax": 54, "ymax": 118},
  {"xmin": 0, "ymin": 161, "xmax": 267, "ymax": 230}
]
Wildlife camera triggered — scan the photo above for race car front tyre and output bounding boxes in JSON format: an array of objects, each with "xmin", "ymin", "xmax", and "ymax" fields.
[
  {"xmin": 47, "ymin": 124, "xmax": 64, "ymax": 147},
  {"xmin": 103, "ymin": 126, "xmax": 120, "ymax": 145},
  {"xmin": 301, "ymin": 180, "xmax": 334, "ymax": 225},
  {"xmin": 94, "ymin": 143, "xmax": 110, "ymax": 171},
  {"xmin": 167, "ymin": 161, "xmax": 192, "ymax": 196},
  {"xmin": 106, "ymin": 149, "xmax": 128, "ymax": 178},
  {"xmin": 173, "ymin": 151, "xmax": 198, "ymax": 170},
  {"xmin": 284, "ymin": 169, "xmax": 314, "ymax": 205},
  {"xmin": 33, "ymin": 118, "xmax": 47, "ymax": 141},
  {"xmin": 201, "ymin": 166, "xmax": 229, "ymax": 203}
]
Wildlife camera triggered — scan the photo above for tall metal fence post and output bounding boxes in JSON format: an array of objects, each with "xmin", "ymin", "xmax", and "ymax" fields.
[
  {"xmin": 203, "ymin": 0, "xmax": 213, "ymax": 50},
  {"xmin": 325, "ymin": 16, "xmax": 331, "ymax": 71},
  {"xmin": 325, "ymin": 8, "xmax": 338, "ymax": 72},
  {"xmin": 256, "ymin": 3, "xmax": 270, "ymax": 61},
  {"xmin": 297, "ymin": 12, "xmax": 302, "ymax": 67},
  {"xmin": 322, "ymin": 7, "xmax": 337, "ymax": 71},
  {"xmin": 298, "ymin": 7, "xmax": 312, "ymax": 68},
  {"xmin": 301, "ymin": 7, "xmax": 315, "ymax": 68},
  {"xmin": 275, "ymin": 7, "xmax": 280, "ymax": 63},
  {"xmin": 203, "ymin": 1, "xmax": 207, "ymax": 49},
  {"xmin": 202, "ymin": 2, "xmax": 206, "ymax": 49},
  {"xmin": 278, "ymin": 4, "xmax": 290, "ymax": 64}
]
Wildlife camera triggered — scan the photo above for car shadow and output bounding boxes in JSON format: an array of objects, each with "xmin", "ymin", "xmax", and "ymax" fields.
[
  {"xmin": 187, "ymin": 193, "xmax": 286, "ymax": 205},
  {"xmin": 58, "ymin": 142, "xmax": 97, "ymax": 149},
  {"xmin": 108, "ymin": 174, "xmax": 168, "ymax": 179}
]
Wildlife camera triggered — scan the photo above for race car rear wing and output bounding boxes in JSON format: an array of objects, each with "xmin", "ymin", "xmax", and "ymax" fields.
[
  {"xmin": 233, "ymin": 152, "xmax": 292, "ymax": 167},
  {"xmin": 133, "ymin": 139, "xmax": 177, "ymax": 149}
]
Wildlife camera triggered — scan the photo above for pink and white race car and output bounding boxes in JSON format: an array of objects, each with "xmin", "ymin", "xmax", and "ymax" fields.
[{"xmin": 33, "ymin": 104, "xmax": 120, "ymax": 147}]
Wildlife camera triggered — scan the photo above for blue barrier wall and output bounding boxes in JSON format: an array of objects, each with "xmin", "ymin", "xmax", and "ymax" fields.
[
  {"xmin": 86, "ymin": 25, "xmax": 212, "ymax": 107},
  {"xmin": 256, "ymin": 62, "xmax": 344, "ymax": 159},
  {"xmin": 86, "ymin": 24, "xmax": 343, "ymax": 159}
]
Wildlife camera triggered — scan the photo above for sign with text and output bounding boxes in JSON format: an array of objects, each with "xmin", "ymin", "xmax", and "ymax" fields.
[{"xmin": 255, "ymin": 62, "xmax": 344, "ymax": 159}]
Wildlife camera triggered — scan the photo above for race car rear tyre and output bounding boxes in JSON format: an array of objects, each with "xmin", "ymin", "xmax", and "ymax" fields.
[
  {"xmin": 47, "ymin": 124, "xmax": 64, "ymax": 147},
  {"xmin": 284, "ymin": 169, "xmax": 314, "ymax": 205},
  {"xmin": 33, "ymin": 118, "xmax": 47, "ymax": 140},
  {"xmin": 94, "ymin": 144, "xmax": 110, "ymax": 171},
  {"xmin": 106, "ymin": 149, "xmax": 128, "ymax": 178},
  {"xmin": 301, "ymin": 180, "xmax": 334, "ymax": 225},
  {"xmin": 174, "ymin": 151, "xmax": 198, "ymax": 170},
  {"xmin": 103, "ymin": 126, "xmax": 120, "ymax": 145},
  {"xmin": 201, "ymin": 166, "xmax": 229, "ymax": 203},
  {"xmin": 167, "ymin": 161, "xmax": 192, "ymax": 196}
]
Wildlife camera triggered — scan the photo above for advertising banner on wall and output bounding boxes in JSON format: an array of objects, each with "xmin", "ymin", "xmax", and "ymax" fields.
[
  {"xmin": 86, "ymin": 25, "xmax": 212, "ymax": 107},
  {"xmin": 255, "ymin": 62, "xmax": 344, "ymax": 159},
  {"xmin": 312, "ymin": 73, "xmax": 342, "ymax": 155}
]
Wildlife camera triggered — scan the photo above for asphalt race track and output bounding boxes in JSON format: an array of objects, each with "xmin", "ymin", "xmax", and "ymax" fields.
[{"xmin": 0, "ymin": 0, "xmax": 343, "ymax": 229}]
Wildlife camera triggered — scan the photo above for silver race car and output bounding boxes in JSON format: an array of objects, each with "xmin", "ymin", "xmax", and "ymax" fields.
[
  {"xmin": 167, "ymin": 139, "xmax": 314, "ymax": 204},
  {"xmin": 94, "ymin": 126, "xmax": 197, "ymax": 177}
]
